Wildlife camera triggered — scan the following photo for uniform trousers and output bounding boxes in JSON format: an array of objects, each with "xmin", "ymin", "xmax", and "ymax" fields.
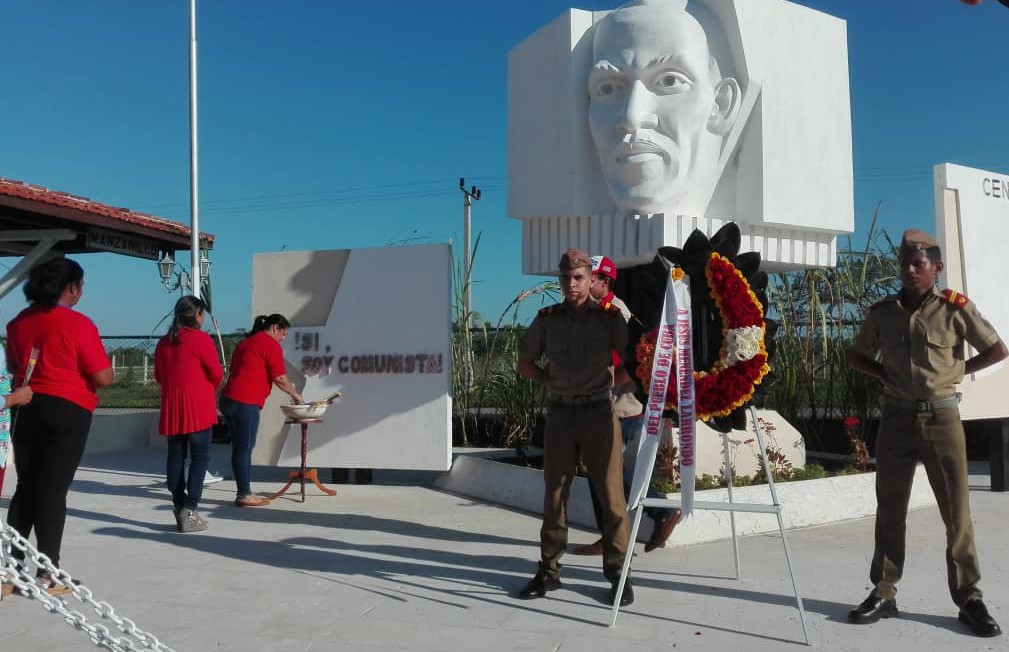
[
  {"xmin": 872, "ymin": 404, "xmax": 982, "ymax": 606},
  {"xmin": 540, "ymin": 400, "xmax": 629, "ymax": 581}
]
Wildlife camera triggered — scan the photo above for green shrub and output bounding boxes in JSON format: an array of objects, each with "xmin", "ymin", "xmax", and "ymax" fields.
[{"xmin": 790, "ymin": 463, "xmax": 827, "ymax": 481}]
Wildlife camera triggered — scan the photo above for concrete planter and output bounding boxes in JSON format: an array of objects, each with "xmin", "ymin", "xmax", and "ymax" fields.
[
  {"xmin": 434, "ymin": 453, "xmax": 937, "ymax": 548},
  {"xmin": 87, "ymin": 408, "xmax": 159, "ymax": 454}
]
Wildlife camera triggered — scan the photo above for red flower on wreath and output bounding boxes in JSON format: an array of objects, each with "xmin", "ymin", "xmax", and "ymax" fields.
[{"xmin": 636, "ymin": 253, "xmax": 770, "ymax": 421}]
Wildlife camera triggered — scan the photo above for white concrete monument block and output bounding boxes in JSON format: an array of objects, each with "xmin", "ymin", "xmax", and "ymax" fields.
[
  {"xmin": 935, "ymin": 163, "xmax": 1009, "ymax": 420},
  {"xmin": 508, "ymin": 0, "xmax": 853, "ymax": 274},
  {"xmin": 250, "ymin": 244, "xmax": 453, "ymax": 470}
]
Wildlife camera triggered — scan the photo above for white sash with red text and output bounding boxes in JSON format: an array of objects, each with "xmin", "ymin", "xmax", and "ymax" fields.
[
  {"xmin": 627, "ymin": 271, "xmax": 696, "ymax": 517},
  {"xmin": 672, "ymin": 277, "xmax": 696, "ymax": 517}
]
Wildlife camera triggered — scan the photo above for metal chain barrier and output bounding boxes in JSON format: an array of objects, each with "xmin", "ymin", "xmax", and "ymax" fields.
[{"xmin": 1, "ymin": 520, "xmax": 177, "ymax": 652}]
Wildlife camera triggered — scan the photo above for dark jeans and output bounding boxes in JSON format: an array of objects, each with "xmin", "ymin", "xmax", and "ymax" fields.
[
  {"xmin": 220, "ymin": 397, "xmax": 260, "ymax": 498},
  {"xmin": 6, "ymin": 393, "xmax": 93, "ymax": 568},
  {"xmin": 587, "ymin": 414, "xmax": 673, "ymax": 531},
  {"xmin": 165, "ymin": 428, "xmax": 212, "ymax": 512}
]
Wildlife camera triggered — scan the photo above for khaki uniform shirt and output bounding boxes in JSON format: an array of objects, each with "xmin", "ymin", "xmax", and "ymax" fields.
[
  {"xmin": 521, "ymin": 300, "xmax": 627, "ymax": 396},
  {"xmin": 851, "ymin": 288, "xmax": 1001, "ymax": 401}
]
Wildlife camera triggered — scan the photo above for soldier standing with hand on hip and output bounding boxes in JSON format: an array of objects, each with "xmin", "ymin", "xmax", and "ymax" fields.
[
  {"xmin": 516, "ymin": 248, "xmax": 634, "ymax": 606},
  {"xmin": 846, "ymin": 229, "xmax": 1007, "ymax": 638}
]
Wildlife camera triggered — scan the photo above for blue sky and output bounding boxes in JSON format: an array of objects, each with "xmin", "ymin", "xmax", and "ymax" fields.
[{"xmin": 2, "ymin": 0, "xmax": 1007, "ymax": 335}]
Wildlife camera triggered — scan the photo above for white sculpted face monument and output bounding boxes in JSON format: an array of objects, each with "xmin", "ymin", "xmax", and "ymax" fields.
[
  {"xmin": 507, "ymin": 0, "xmax": 854, "ymax": 273},
  {"xmin": 588, "ymin": 0, "xmax": 740, "ymax": 217}
]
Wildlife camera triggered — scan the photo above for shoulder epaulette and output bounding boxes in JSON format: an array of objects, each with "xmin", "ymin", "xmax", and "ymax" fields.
[
  {"xmin": 598, "ymin": 302, "xmax": 622, "ymax": 316},
  {"xmin": 538, "ymin": 303, "xmax": 564, "ymax": 316},
  {"xmin": 869, "ymin": 295, "xmax": 898, "ymax": 310},
  {"xmin": 941, "ymin": 288, "xmax": 970, "ymax": 309}
]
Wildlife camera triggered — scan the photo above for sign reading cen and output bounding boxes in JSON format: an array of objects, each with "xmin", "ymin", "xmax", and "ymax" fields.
[{"xmin": 86, "ymin": 227, "xmax": 160, "ymax": 260}]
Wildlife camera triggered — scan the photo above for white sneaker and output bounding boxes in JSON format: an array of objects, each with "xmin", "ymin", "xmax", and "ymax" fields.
[{"xmin": 203, "ymin": 471, "xmax": 223, "ymax": 485}]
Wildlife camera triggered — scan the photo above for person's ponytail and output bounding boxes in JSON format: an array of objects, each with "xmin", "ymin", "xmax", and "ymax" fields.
[
  {"xmin": 167, "ymin": 295, "xmax": 207, "ymax": 343},
  {"xmin": 249, "ymin": 313, "xmax": 289, "ymax": 336}
]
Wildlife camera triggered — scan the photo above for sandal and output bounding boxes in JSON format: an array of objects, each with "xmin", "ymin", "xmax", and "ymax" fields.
[
  {"xmin": 33, "ymin": 572, "xmax": 78, "ymax": 597},
  {"xmin": 235, "ymin": 494, "xmax": 271, "ymax": 507}
]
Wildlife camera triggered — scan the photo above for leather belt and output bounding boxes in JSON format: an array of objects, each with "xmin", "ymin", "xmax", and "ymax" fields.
[
  {"xmin": 886, "ymin": 394, "xmax": 961, "ymax": 412},
  {"xmin": 551, "ymin": 390, "xmax": 612, "ymax": 406}
]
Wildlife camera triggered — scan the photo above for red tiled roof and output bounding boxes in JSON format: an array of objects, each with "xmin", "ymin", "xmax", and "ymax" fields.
[{"xmin": 0, "ymin": 177, "xmax": 214, "ymax": 242}]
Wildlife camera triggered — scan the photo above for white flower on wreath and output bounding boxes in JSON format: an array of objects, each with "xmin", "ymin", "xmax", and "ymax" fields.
[{"xmin": 725, "ymin": 326, "xmax": 763, "ymax": 363}]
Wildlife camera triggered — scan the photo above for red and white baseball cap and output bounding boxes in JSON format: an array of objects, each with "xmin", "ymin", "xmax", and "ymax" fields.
[{"xmin": 590, "ymin": 255, "xmax": 617, "ymax": 280}]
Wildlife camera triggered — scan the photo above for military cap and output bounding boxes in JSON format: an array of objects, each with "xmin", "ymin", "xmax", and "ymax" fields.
[
  {"xmin": 900, "ymin": 229, "xmax": 940, "ymax": 253},
  {"xmin": 558, "ymin": 248, "xmax": 592, "ymax": 271}
]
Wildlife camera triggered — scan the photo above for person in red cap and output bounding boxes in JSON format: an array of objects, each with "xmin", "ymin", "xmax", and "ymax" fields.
[
  {"xmin": 587, "ymin": 256, "xmax": 628, "ymax": 320},
  {"xmin": 516, "ymin": 248, "xmax": 634, "ymax": 606},
  {"xmin": 846, "ymin": 228, "xmax": 1007, "ymax": 638},
  {"xmin": 570, "ymin": 255, "xmax": 682, "ymax": 556}
]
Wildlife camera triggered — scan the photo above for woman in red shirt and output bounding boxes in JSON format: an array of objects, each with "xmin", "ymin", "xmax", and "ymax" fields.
[
  {"xmin": 154, "ymin": 296, "xmax": 223, "ymax": 533},
  {"xmin": 220, "ymin": 314, "xmax": 302, "ymax": 507},
  {"xmin": 5, "ymin": 258, "xmax": 113, "ymax": 587}
]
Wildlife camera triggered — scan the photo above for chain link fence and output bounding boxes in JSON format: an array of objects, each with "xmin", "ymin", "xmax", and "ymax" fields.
[{"xmin": 98, "ymin": 334, "xmax": 244, "ymax": 408}]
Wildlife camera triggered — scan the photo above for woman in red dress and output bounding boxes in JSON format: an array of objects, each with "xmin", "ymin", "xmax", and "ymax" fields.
[{"xmin": 154, "ymin": 296, "xmax": 223, "ymax": 532}]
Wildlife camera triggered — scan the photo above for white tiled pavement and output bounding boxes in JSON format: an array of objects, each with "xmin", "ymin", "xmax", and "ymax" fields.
[{"xmin": 2, "ymin": 446, "xmax": 1007, "ymax": 652}]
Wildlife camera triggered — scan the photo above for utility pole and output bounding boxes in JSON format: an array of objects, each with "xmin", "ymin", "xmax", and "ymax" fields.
[
  {"xmin": 458, "ymin": 178, "xmax": 482, "ymax": 391},
  {"xmin": 459, "ymin": 178, "xmax": 482, "ymax": 329}
]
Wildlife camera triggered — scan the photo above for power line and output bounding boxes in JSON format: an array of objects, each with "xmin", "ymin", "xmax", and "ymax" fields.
[
  {"xmin": 134, "ymin": 176, "xmax": 505, "ymax": 213},
  {"xmin": 201, "ymin": 188, "xmax": 456, "ymax": 217}
]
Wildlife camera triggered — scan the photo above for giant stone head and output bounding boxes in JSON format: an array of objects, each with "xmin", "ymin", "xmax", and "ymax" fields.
[{"xmin": 587, "ymin": 0, "xmax": 741, "ymax": 217}]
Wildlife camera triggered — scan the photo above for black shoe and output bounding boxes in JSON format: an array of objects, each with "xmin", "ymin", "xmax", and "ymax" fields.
[
  {"xmin": 959, "ymin": 599, "xmax": 1002, "ymax": 638},
  {"xmin": 848, "ymin": 592, "xmax": 898, "ymax": 624},
  {"xmin": 518, "ymin": 570, "xmax": 561, "ymax": 600},
  {"xmin": 610, "ymin": 578, "xmax": 634, "ymax": 607}
]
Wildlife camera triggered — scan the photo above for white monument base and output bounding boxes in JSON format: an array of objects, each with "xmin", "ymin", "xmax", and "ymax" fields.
[{"xmin": 521, "ymin": 213, "xmax": 838, "ymax": 276}]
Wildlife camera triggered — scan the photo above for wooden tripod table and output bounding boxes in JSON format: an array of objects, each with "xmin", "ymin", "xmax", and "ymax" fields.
[{"xmin": 269, "ymin": 418, "xmax": 337, "ymax": 502}]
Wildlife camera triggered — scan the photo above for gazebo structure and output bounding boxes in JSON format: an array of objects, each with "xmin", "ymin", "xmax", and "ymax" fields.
[{"xmin": 0, "ymin": 177, "xmax": 213, "ymax": 299}]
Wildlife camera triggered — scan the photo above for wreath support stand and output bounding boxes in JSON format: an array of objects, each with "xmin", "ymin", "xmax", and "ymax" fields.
[
  {"xmin": 609, "ymin": 409, "xmax": 810, "ymax": 644},
  {"xmin": 609, "ymin": 257, "xmax": 809, "ymax": 644}
]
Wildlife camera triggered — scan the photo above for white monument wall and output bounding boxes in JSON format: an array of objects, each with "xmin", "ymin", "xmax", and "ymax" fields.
[
  {"xmin": 250, "ymin": 244, "xmax": 453, "ymax": 470},
  {"xmin": 935, "ymin": 162, "xmax": 1009, "ymax": 420}
]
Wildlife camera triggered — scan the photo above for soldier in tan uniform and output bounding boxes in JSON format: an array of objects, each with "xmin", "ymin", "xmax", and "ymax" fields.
[
  {"xmin": 847, "ymin": 229, "xmax": 1007, "ymax": 638},
  {"xmin": 516, "ymin": 248, "xmax": 634, "ymax": 606}
]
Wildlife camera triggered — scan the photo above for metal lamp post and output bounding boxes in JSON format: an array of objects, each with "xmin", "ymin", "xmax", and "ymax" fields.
[{"xmin": 157, "ymin": 249, "xmax": 210, "ymax": 294}]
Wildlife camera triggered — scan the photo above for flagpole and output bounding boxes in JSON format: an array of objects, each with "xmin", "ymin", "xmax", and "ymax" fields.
[{"xmin": 188, "ymin": 0, "xmax": 201, "ymax": 299}]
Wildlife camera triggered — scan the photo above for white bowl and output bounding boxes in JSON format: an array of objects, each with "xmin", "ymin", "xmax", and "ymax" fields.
[{"xmin": 280, "ymin": 403, "xmax": 328, "ymax": 421}]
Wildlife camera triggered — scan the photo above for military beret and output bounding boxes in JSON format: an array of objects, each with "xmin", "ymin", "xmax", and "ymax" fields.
[
  {"xmin": 559, "ymin": 248, "xmax": 591, "ymax": 271},
  {"xmin": 900, "ymin": 229, "xmax": 940, "ymax": 253}
]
